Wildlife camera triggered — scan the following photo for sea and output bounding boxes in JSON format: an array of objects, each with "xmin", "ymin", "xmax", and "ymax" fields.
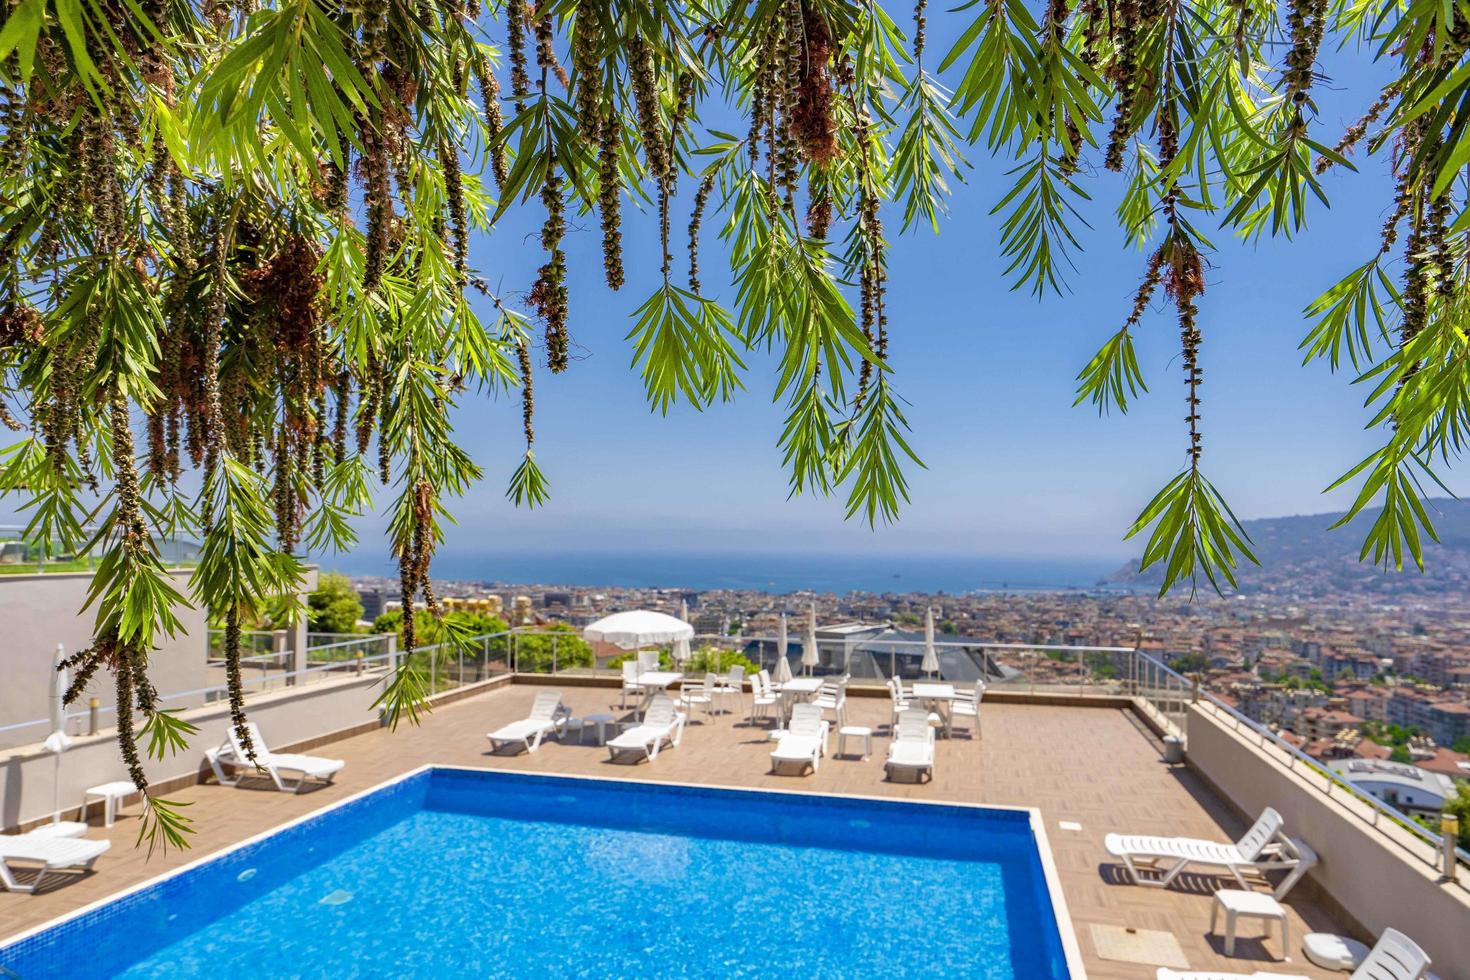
[{"xmin": 335, "ymin": 549, "xmax": 1132, "ymax": 595}]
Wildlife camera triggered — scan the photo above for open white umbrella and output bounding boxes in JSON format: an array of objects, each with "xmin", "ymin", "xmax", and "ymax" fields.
[
  {"xmin": 43, "ymin": 644, "xmax": 72, "ymax": 825},
  {"xmin": 921, "ymin": 607, "xmax": 940, "ymax": 678},
  {"xmin": 583, "ymin": 610, "xmax": 694, "ymax": 649},
  {"xmin": 773, "ymin": 614, "xmax": 793, "ymax": 685},
  {"xmin": 801, "ymin": 603, "xmax": 820, "ymax": 676}
]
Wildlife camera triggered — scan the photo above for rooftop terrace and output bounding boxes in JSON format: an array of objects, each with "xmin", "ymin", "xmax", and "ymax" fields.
[{"xmin": 1, "ymin": 682, "xmax": 1386, "ymax": 978}]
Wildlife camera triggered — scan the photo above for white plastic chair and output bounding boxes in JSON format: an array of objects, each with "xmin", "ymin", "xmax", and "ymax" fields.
[
  {"xmin": 887, "ymin": 676, "xmax": 912, "ymax": 730},
  {"xmin": 750, "ymin": 670, "xmax": 779, "ymax": 724},
  {"xmin": 679, "ymin": 672, "xmax": 716, "ymax": 718},
  {"xmin": 948, "ymin": 679, "xmax": 984, "ymax": 739},
  {"xmin": 715, "ymin": 664, "xmax": 746, "ymax": 714},
  {"xmin": 637, "ymin": 649, "xmax": 661, "ymax": 674},
  {"xmin": 813, "ymin": 676, "xmax": 848, "ymax": 728},
  {"xmin": 620, "ymin": 661, "xmax": 641, "ymax": 709}
]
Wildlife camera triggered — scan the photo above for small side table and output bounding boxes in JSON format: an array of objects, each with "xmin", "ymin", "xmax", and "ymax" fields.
[
  {"xmin": 583, "ymin": 713, "xmax": 619, "ymax": 746},
  {"xmin": 837, "ymin": 725, "xmax": 873, "ymax": 760},
  {"xmin": 1211, "ymin": 888, "xmax": 1289, "ymax": 959},
  {"xmin": 83, "ymin": 781, "xmax": 139, "ymax": 828}
]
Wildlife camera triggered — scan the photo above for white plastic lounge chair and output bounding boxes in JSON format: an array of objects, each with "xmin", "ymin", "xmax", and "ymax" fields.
[
  {"xmin": 486, "ymin": 690, "xmax": 568, "ymax": 754},
  {"xmin": 1105, "ymin": 807, "xmax": 1311, "ymax": 896},
  {"xmin": 948, "ymin": 679, "xmax": 984, "ymax": 738},
  {"xmin": 885, "ymin": 708, "xmax": 935, "ymax": 782},
  {"xmin": 1155, "ymin": 925, "xmax": 1430, "ymax": 980},
  {"xmin": 770, "ymin": 703, "xmax": 830, "ymax": 775},
  {"xmin": 749, "ymin": 670, "xmax": 779, "ymax": 725},
  {"xmin": 0, "ymin": 833, "xmax": 110, "ymax": 893},
  {"xmin": 606, "ymin": 694, "xmax": 686, "ymax": 763},
  {"xmin": 619, "ymin": 661, "xmax": 642, "ymax": 709},
  {"xmin": 205, "ymin": 721, "xmax": 346, "ymax": 793}
]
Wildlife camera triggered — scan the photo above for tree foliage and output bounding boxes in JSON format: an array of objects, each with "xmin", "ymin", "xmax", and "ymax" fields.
[
  {"xmin": 2, "ymin": 0, "xmax": 1469, "ymax": 844},
  {"xmin": 306, "ymin": 570, "xmax": 363, "ymax": 633}
]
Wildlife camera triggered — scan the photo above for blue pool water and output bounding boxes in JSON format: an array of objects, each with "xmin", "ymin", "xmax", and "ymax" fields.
[{"xmin": 1, "ymin": 770, "xmax": 1072, "ymax": 978}]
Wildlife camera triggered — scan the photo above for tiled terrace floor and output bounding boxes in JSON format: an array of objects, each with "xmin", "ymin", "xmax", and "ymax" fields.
[{"xmin": 2, "ymin": 684, "xmax": 1349, "ymax": 977}]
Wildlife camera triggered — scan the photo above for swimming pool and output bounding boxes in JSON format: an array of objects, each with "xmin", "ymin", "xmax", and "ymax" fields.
[{"xmin": 1, "ymin": 768, "xmax": 1080, "ymax": 978}]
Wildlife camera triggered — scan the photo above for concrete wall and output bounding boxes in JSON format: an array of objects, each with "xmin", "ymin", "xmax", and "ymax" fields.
[
  {"xmin": 0, "ymin": 566, "xmax": 318, "ymax": 750},
  {"xmin": 0, "ymin": 570, "xmax": 208, "ymax": 748},
  {"xmin": 0, "ymin": 669, "xmax": 388, "ymax": 830},
  {"xmin": 1185, "ymin": 702, "xmax": 1470, "ymax": 978}
]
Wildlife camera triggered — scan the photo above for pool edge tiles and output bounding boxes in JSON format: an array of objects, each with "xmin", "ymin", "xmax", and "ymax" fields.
[{"xmin": 1, "ymin": 767, "xmax": 1086, "ymax": 979}]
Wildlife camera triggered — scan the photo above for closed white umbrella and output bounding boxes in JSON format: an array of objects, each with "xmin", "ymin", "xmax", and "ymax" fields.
[
  {"xmin": 44, "ymin": 644, "xmax": 72, "ymax": 825},
  {"xmin": 921, "ymin": 607, "xmax": 940, "ymax": 678},
  {"xmin": 773, "ymin": 614, "xmax": 793, "ymax": 685},
  {"xmin": 801, "ymin": 603, "xmax": 819, "ymax": 676}
]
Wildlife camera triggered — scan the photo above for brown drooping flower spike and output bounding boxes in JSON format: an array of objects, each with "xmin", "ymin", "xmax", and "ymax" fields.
[
  {"xmin": 1104, "ymin": 0, "xmax": 1143, "ymax": 171},
  {"xmin": 440, "ymin": 139, "xmax": 468, "ymax": 281},
  {"xmin": 571, "ymin": 0, "xmax": 603, "ymax": 135},
  {"xmin": 792, "ymin": 4, "xmax": 839, "ymax": 166},
  {"xmin": 598, "ymin": 107, "xmax": 625, "ymax": 290},
  {"xmin": 531, "ymin": 166, "xmax": 569, "ymax": 372},
  {"xmin": 469, "ymin": 48, "xmax": 509, "ymax": 189},
  {"xmin": 506, "ymin": 0, "xmax": 530, "ymax": 113},
  {"xmin": 629, "ymin": 33, "xmax": 669, "ymax": 180},
  {"xmin": 688, "ymin": 172, "xmax": 715, "ymax": 294},
  {"xmin": 1283, "ymin": 0, "xmax": 1329, "ymax": 106}
]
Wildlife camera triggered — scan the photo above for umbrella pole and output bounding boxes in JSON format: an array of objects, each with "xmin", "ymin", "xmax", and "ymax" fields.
[{"xmin": 52, "ymin": 753, "xmax": 61, "ymax": 824}]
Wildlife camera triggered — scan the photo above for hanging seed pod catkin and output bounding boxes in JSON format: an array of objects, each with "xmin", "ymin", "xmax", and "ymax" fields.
[
  {"xmin": 1283, "ymin": 0, "xmax": 1329, "ymax": 106},
  {"xmin": 688, "ymin": 172, "xmax": 715, "ymax": 294},
  {"xmin": 506, "ymin": 0, "xmax": 530, "ymax": 113},
  {"xmin": 531, "ymin": 166, "xmax": 569, "ymax": 372},
  {"xmin": 598, "ymin": 108, "xmax": 625, "ymax": 290},
  {"xmin": 570, "ymin": 0, "xmax": 603, "ymax": 134},
  {"xmin": 470, "ymin": 49, "xmax": 509, "ymax": 189},
  {"xmin": 628, "ymin": 34, "xmax": 669, "ymax": 180},
  {"xmin": 441, "ymin": 139, "xmax": 468, "ymax": 281}
]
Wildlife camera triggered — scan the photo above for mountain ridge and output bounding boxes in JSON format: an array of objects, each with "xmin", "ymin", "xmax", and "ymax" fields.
[{"xmin": 1109, "ymin": 497, "xmax": 1470, "ymax": 596}]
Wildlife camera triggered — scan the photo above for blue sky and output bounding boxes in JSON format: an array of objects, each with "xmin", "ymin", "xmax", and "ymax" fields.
[{"xmin": 387, "ymin": 27, "xmax": 1468, "ymax": 567}]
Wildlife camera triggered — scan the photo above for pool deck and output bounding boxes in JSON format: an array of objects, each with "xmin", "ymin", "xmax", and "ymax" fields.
[{"xmin": 1, "ymin": 685, "xmax": 1349, "ymax": 977}]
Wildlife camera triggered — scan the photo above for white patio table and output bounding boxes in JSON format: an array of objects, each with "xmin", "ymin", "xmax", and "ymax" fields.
[
  {"xmin": 911, "ymin": 682, "xmax": 959, "ymax": 736},
  {"xmin": 633, "ymin": 671, "xmax": 685, "ymax": 717},
  {"xmin": 773, "ymin": 676, "xmax": 824, "ymax": 725}
]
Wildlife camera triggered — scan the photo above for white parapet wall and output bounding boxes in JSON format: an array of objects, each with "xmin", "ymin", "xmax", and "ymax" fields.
[
  {"xmin": 0, "ymin": 670, "xmax": 385, "ymax": 830},
  {"xmin": 1184, "ymin": 701, "xmax": 1470, "ymax": 978}
]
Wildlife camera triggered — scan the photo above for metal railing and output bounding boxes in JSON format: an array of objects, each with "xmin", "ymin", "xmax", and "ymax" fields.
[
  {"xmin": 0, "ymin": 524, "xmax": 197, "ymax": 574},
  {"xmin": 1132, "ymin": 649, "xmax": 1469, "ymax": 885}
]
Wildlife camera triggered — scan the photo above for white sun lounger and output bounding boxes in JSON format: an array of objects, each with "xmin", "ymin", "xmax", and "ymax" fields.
[
  {"xmin": 486, "ymin": 690, "xmax": 568, "ymax": 754},
  {"xmin": 885, "ymin": 708, "xmax": 935, "ymax": 782},
  {"xmin": 205, "ymin": 721, "xmax": 346, "ymax": 793},
  {"xmin": 1156, "ymin": 925, "xmax": 1430, "ymax": 980},
  {"xmin": 606, "ymin": 694, "xmax": 685, "ymax": 763},
  {"xmin": 1105, "ymin": 807, "xmax": 1310, "ymax": 896},
  {"xmin": 0, "ymin": 834, "xmax": 111, "ymax": 893},
  {"xmin": 770, "ymin": 703, "xmax": 829, "ymax": 775}
]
